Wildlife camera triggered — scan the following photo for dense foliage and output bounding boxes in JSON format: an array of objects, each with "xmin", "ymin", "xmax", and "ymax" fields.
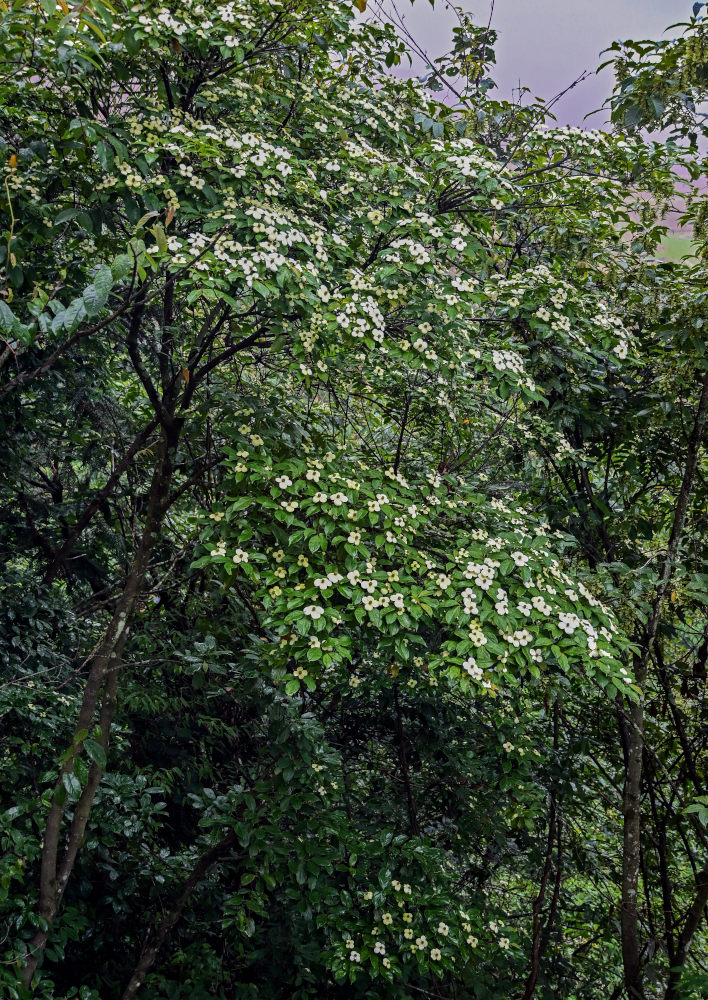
[{"xmin": 0, "ymin": 1, "xmax": 706, "ymax": 999}]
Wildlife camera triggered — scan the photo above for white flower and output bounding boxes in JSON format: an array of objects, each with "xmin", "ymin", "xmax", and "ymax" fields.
[
  {"xmin": 430, "ymin": 948, "xmax": 442, "ymax": 961},
  {"xmin": 558, "ymin": 612, "xmax": 580, "ymax": 635},
  {"xmin": 373, "ymin": 941, "xmax": 385, "ymax": 955},
  {"xmin": 312, "ymin": 491, "xmax": 327, "ymax": 503},
  {"xmin": 330, "ymin": 492, "xmax": 347, "ymax": 506},
  {"xmin": 499, "ymin": 936, "xmax": 510, "ymax": 950},
  {"xmin": 495, "ymin": 595, "xmax": 509, "ymax": 615},
  {"xmin": 462, "ymin": 657, "xmax": 483, "ymax": 681},
  {"xmin": 511, "ymin": 551, "xmax": 529, "ymax": 567},
  {"xmin": 303, "ymin": 605, "xmax": 324, "ymax": 620},
  {"xmin": 382, "ymin": 913, "xmax": 393, "ymax": 925},
  {"xmin": 505, "ymin": 629, "xmax": 532, "ymax": 647},
  {"xmin": 347, "ymin": 531, "xmax": 361, "ymax": 545},
  {"xmin": 275, "ymin": 475, "xmax": 292, "ymax": 489},
  {"xmin": 415, "ymin": 935, "xmax": 428, "ymax": 950},
  {"xmin": 349, "ymin": 950, "xmax": 361, "ymax": 963},
  {"xmin": 614, "ymin": 339, "xmax": 629, "ymax": 359},
  {"xmin": 232, "ymin": 549, "xmax": 249, "ymax": 564},
  {"xmin": 438, "ymin": 922, "xmax": 449, "ymax": 936}
]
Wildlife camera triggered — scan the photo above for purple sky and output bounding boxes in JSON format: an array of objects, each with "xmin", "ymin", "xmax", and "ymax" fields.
[{"xmin": 402, "ymin": 0, "xmax": 688, "ymax": 124}]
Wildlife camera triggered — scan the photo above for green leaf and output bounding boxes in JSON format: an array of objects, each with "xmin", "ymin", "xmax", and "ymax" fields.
[
  {"xmin": 93, "ymin": 265, "xmax": 113, "ymax": 300},
  {"xmin": 649, "ymin": 95, "xmax": 665, "ymax": 119},
  {"xmin": 151, "ymin": 223, "xmax": 168, "ymax": 253},
  {"xmin": 84, "ymin": 739, "xmax": 107, "ymax": 769},
  {"xmin": 0, "ymin": 300, "xmax": 15, "ymax": 332},
  {"xmin": 73, "ymin": 756, "xmax": 89, "ymax": 784},
  {"xmin": 82, "ymin": 281, "xmax": 108, "ymax": 316},
  {"xmin": 62, "ymin": 296, "xmax": 88, "ymax": 333},
  {"xmin": 111, "ymin": 254, "xmax": 133, "ymax": 280},
  {"xmin": 55, "ymin": 207, "xmax": 80, "ymax": 225},
  {"xmin": 95, "ymin": 140, "xmax": 114, "ymax": 171},
  {"xmin": 624, "ymin": 105, "xmax": 643, "ymax": 129},
  {"xmin": 62, "ymin": 772, "xmax": 82, "ymax": 798},
  {"xmin": 123, "ymin": 29, "xmax": 141, "ymax": 55}
]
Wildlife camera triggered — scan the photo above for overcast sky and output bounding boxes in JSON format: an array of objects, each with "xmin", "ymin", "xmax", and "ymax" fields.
[{"xmin": 401, "ymin": 0, "xmax": 689, "ymax": 124}]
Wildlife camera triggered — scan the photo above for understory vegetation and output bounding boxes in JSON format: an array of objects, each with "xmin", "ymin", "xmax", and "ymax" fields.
[{"xmin": 1, "ymin": 1, "xmax": 707, "ymax": 998}]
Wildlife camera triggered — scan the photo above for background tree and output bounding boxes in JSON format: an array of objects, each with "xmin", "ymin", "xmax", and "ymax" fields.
[{"xmin": 0, "ymin": 2, "xmax": 705, "ymax": 1000}]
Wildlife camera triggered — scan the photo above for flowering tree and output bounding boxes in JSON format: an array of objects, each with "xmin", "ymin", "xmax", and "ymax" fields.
[{"xmin": 1, "ymin": 1, "xmax": 704, "ymax": 999}]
